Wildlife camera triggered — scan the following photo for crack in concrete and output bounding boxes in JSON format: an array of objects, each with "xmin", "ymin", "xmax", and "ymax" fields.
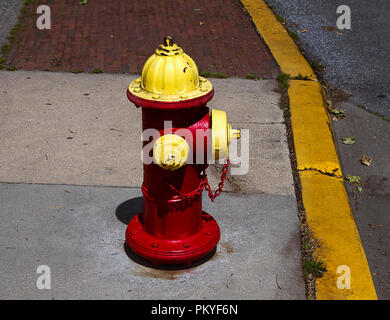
[{"xmin": 299, "ymin": 167, "xmax": 342, "ymax": 178}]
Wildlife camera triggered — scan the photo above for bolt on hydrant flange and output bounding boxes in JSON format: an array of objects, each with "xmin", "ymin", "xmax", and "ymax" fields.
[{"xmin": 125, "ymin": 36, "xmax": 240, "ymax": 266}]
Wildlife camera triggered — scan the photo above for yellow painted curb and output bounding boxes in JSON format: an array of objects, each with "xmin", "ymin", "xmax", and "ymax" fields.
[
  {"xmin": 300, "ymin": 171, "xmax": 377, "ymax": 299},
  {"xmin": 288, "ymin": 80, "xmax": 341, "ymax": 176},
  {"xmin": 241, "ymin": 0, "xmax": 378, "ymax": 299},
  {"xmin": 241, "ymin": 0, "xmax": 315, "ymax": 79}
]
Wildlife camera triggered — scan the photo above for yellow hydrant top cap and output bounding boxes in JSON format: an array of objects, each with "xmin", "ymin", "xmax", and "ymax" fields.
[{"xmin": 128, "ymin": 36, "xmax": 213, "ymax": 102}]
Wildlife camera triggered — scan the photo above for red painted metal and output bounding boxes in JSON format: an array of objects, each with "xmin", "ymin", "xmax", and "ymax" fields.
[
  {"xmin": 125, "ymin": 90, "xmax": 221, "ymax": 265},
  {"xmin": 127, "ymin": 89, "xmax": 214, "ymax": 110}
]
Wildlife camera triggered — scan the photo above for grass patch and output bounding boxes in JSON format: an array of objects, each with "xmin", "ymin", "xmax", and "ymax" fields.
[
  {"xmin": 6, "ymin": 66, "xmax": 18, "ymax": 71},
  {"xmin": 8, "ymin": 22, "xmax": 21, "ymax": 40},
  {"xmin": 92, "ymin": 68, "xmax": 103, "ymax": 74},
  {"xmin": 1, "ymin": 43, "xmax": 11, "ymax": 55},
  {"xmin": 280, "ymin": 102, "xmax": 290, "ymax": 118},
  {"xmin": 302, "ymin": 240, "xmax": 314, "ymax": 251},
  {"xmin": 199, "ymin": 71, "xmax": 228, "ymax": 78},
  {"xmin": 287, "ymin": 30, "xmax": 299, "ymax": 41},
  {"xmin": 108, "ymin": 58, "xmax": 118, "ymax": 66},
  {"xmin": 72, "ymin": 69, "xmax": 83, "ymax": 74},
  {"xmin": 50, "ymin": 56, "xmax": 63, "ymax": 67},
  {"xmin": 303, "ymin": 258, "xmax": 327, "ymax": 278},
  {"xmin": 277, "ymin": 73, "xmax": 290, "ymax": 89},
  {"xmin": 20, "ymin": 6, "xmax": 28, "ymax": 14},
  {"xmin": 276, "ymin": 15, "xmax": 286, "ymax": 23},
  {"xmin": 308, "ymin": 59, "xmax": 324, "ymax": 72},
  {"xmin": 246, "ymin": 73, "xmax": 264, "ymax": 80}
]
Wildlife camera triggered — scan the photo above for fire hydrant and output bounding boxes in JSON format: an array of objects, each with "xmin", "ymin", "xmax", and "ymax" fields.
[{"xmin": 125, "ymin": 36, "xmax": 240, "ymax": 265}]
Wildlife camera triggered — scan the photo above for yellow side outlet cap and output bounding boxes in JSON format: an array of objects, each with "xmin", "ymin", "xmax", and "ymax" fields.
[{"xmin": 211, "ymin": 109, "xmax": 240, "ymax": 160}]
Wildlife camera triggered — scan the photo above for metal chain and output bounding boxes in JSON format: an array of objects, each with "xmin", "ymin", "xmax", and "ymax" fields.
[
  {"xmin": 166, "ymin": 159, "xmax": 230, "ymax": 202},
  {"xmin": 204, "ymin": 159, "xmax": 230, "ymax": 202}
]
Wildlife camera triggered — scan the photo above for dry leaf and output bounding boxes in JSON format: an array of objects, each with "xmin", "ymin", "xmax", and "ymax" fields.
[
  {"xmin": 342, "ymin": 136, "xmax": 355, "ymax": 145},
  {"xmin": 322, "ymin": 25, "xmax": 342, "ymax": 35},
  {"xmin": 331, "ymin": 108, "xmax": 344, "ymax": 116},
  {"xmin": 327, "ymin": 104, "xmax": 345, "ymax": 119},
  {"xmin": 361, "ymin": 154, "xmax": 372, "ymax": 166},
  {"xmin": 200, "ymin": 21, "xmax": 204, "ymax": 25},
  {"xmin": 345, "ymin": 175, "xmax": 361, "ymax": 185}
]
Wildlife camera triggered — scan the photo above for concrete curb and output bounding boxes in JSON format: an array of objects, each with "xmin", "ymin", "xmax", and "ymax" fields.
[{"xmin": 241, "ymin": 0, "xmax": 377, "ymax": 299}]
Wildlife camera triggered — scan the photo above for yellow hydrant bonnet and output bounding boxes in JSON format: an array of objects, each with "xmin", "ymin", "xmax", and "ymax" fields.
[{"xmin": 128, "ymin": 36, "xmax": 213, "ymax": 102}]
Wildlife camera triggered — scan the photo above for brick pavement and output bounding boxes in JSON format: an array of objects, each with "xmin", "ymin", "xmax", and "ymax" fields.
[{"xmin": 3, "ymin": 0, "xmax": 279, "ymax": 78}]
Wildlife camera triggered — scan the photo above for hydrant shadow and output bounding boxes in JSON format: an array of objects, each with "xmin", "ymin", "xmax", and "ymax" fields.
[{"xmin": 115, "ymin": 196, "xmax": 143, "ymax": 225}]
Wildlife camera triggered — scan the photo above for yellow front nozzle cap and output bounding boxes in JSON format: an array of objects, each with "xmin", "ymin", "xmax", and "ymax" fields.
[{"xmin": 153, "ymin": 134, "xmax": 190, "ymax": 171}]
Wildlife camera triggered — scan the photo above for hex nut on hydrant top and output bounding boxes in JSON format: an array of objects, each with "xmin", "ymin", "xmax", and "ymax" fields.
[{"xmin": 125, "ymin": 36, "xmax": 240, "ymax": 265}]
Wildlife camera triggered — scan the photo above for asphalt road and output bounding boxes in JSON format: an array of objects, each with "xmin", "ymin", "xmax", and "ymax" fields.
[
  {"xmin": 266, "ymin": 0, "xmax": 390, "ymax": 299},
  {"xmin": 266, "ymin": 0, "xmax": 390, "ymax": 118},
  {"xmin": 0, "ymin": 0, "xmax": 24, "ymax": 47}
]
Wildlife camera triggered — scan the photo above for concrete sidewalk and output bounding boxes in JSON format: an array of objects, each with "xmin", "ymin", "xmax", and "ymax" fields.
[
  {"xmin": 0, "ymin": 184, "xmax": 303, "ymax": 299},
  {"xmin": 0, "ymin": 70, "xmax": 305, "ymax": 299},
  {"xmin": 0, "ymin": 71, "xmax": 293, "ymax": 195}
]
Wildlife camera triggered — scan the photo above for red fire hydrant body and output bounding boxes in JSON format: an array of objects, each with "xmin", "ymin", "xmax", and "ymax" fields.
[{"xmin": 125, "ymin": 37, "xmax": 239, "ymax": 265}]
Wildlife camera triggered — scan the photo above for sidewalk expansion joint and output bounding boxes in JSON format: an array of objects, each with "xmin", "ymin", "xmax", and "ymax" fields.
[
  {"xmin": 0, "ymin": 181, "xmax": 142, "ymax": 189},
  {"xmin": 231, "ymin": 121, "xmax": 285, "ymax": 125}
]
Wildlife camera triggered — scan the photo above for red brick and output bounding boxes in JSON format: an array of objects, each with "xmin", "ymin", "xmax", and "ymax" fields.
[{"xmin": 5, "ymin": 0, "xmax": 279, "ymax": 77}]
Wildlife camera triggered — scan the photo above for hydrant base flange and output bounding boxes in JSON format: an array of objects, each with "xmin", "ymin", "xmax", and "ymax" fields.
[{"xmin": 125, "ymin": 212, "xmax": 220, "ymax": 265}]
